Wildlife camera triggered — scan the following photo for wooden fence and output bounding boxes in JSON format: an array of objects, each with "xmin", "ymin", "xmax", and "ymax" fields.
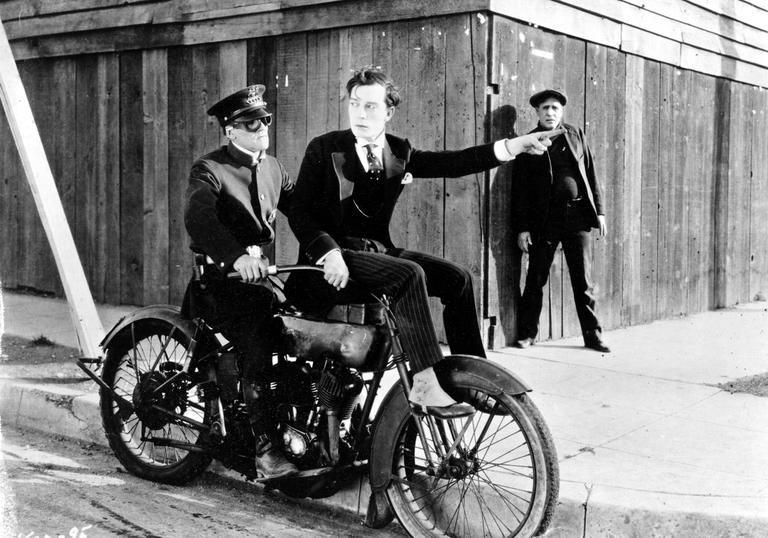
[{"xmin": 1, "ymin": 7, "xmax": 766, "ymax": 346}]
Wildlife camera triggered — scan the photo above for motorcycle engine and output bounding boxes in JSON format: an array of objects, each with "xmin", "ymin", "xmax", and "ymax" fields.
[{"xmin": 269, "ymin": 359, "xmax": 363, "ymax": 466}]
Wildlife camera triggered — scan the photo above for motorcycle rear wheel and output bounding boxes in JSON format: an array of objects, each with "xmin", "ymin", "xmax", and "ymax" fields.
[
  {"xmin": 100, "ymin": 318, "xmax": 213, "ymax": 484},
  {"xmin": 386, "ymin": 389, "xmax": 558, "ymax": 538}
]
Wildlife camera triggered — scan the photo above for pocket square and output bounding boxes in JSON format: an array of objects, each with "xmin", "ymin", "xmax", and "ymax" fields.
[{"xmin": 401, "ymin": 173, "xmax": 413, "ymax": 184}]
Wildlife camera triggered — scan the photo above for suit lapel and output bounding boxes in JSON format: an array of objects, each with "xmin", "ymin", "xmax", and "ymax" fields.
[{"xmin": 330, "ymin": 131, "xmax": 362, "ymax": 202}]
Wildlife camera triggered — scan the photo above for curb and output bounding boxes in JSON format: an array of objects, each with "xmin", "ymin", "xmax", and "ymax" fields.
[{"xmin": 2, "ymin": 380, "xmax": 765, "ymax": 537}]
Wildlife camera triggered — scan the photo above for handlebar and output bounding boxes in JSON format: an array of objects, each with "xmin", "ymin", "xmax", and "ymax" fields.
[{"xmin": 226, "ymin": 264, "xmax": 324, "ymax": 280}]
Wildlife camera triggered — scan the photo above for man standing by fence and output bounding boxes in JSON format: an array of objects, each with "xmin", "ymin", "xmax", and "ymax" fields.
[{"xmin": 512, "ymin": 89, "xmax": 610, "ymax": 353}]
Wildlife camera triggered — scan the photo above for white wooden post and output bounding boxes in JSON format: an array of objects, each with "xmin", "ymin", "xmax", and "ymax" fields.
[{"xmin": 0, "ymin": 17, "xmax": 105, "ymax": 357}]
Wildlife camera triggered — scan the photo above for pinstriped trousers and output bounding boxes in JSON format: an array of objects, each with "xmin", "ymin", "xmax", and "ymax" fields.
[{"xmin": 329, "ymin": 249, "xmax": 486, "ymax": 372}]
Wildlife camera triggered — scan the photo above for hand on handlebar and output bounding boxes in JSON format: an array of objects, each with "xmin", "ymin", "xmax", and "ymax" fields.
[
  {"xmin": 322, "ymin": 250, "xmax": 349, "ymax": 290},
  {"xmin": 233, "ymin": 253, "xmax": 270, "ymax": 282}
]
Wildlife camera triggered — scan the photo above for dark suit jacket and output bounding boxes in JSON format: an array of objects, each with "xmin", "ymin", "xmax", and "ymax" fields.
[
  {"xmin": 289, "ymin": 129, "xmax": 501, "ymax": 263},
  {"xmin": 511, "ymin": 122, "xmax": 604, "ymax": 234}
]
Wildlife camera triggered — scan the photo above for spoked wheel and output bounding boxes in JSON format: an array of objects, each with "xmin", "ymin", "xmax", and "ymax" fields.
[
  {"xmin": 100, "ymin": 317, "xmax": 213, "ymax": 484},
  {"xmin": 386, "ymin": 389, "xmax": 558, "ymax": 538}
]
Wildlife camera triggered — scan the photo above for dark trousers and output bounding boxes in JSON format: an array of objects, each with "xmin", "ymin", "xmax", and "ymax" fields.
[
  {"xmin": 183, "ymin": 277, "xmax": 275, "ymax": 380},
  {"xmin": 395, "ymin": 249, "xmax": 486, "ymax": 359},
  {"xmin": 517, "ymin": 228, "xmax": 601, "ymax": 341}
]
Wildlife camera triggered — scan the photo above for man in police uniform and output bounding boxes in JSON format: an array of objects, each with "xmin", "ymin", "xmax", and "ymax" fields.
[
  {"xmin": 511, "ymin": 89, "xmax": 610, "ymax": 353},
  {"xmin": 183, "ymin": 84, "xmax": 298, "ymax": 478}
]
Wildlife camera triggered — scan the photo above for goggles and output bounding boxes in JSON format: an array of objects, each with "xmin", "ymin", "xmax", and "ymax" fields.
[{"xmin": 232, "ymin": 115, "xmax": 272, "ymax": 132}]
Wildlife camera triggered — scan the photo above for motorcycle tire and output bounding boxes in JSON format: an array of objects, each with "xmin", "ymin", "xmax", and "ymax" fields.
[
  {"xmin": 100, "ymin": 317, "xmax": 213, "ymax": 484},
  {"xmin": 385, "ymin": 388, "xmax": 558, "ymax": 538}
]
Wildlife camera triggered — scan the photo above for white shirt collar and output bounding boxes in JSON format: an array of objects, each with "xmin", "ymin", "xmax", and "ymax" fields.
[{"xmin": 354, "ymin": 131, "xmax": 386, "ymax": 150}]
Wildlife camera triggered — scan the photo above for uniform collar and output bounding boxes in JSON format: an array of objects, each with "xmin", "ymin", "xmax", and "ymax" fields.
[{"xmin": 227, "ymin": 141, "xmax": 264, "ymax": 167}]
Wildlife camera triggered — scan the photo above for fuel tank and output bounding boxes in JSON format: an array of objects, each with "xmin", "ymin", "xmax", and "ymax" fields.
[{"xmin": 277, "ymin": 313, "xmax": 390, "ymax": 371}]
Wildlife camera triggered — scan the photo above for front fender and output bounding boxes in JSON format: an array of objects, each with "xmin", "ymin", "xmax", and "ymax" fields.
[
  {"xmin": 100, "ymin": 304, "xmax": 199, "ymax": 351},
  {"xmin": 434, "ymin": 354, "xmax": 531, "ymax": 396},
  {"xmin": 368, "ymin": 355, "xmax": 531, "ymax": 493}
]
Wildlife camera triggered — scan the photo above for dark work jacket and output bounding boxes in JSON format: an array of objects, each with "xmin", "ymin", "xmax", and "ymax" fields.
[
  {"xmin": 511, "ymin": 122, "xmax": 604, "ymax": 234},
  {"xmin": 289, "ymin": 129, "xmax": 502, "ymax": 264},
  {"xmin": 184, "ymin": 142, "xmax": 294, "ymax": 272}
]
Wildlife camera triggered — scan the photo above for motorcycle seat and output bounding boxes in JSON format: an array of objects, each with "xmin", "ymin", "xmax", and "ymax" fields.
[{"xmin": 324, "ymin": 303, "xmax": 386, "ymax": 325}]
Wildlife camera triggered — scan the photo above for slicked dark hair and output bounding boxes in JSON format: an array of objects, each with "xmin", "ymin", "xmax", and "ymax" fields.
[{"xmin": 346, "ymin": 65, "xmax": 401, "ymax": 108}]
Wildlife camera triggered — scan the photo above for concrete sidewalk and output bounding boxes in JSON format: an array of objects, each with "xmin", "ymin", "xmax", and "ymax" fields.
[{"xmin": 1, "ymin": 288, "xmax": 767, "ymax": 536}]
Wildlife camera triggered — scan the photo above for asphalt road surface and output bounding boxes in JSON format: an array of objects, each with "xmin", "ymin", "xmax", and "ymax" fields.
[{"xmin": 0, "ymin": 425, "xmax": 406, "ymax": 538}]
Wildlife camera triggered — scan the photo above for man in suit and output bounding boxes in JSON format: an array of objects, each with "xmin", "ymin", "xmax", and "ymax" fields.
[
  {"xmin": 287, "ymin": 66, "xmax": 557, "ymax": 407},
  {"xmin": 511, "ymin": 89, "xmax": 610, "ymax": 353},
  {"xmin": 183, "ymin": 84, "xmax": 298, "ymax": 478}
]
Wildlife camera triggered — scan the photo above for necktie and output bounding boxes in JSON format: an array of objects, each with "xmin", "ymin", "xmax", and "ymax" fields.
[{"xmin": 365, "ymin": 144, "xmax": 384, "ymax": 180}]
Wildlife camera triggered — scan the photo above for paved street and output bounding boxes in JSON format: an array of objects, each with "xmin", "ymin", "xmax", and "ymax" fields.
[{"xmin": 0, "ymin": 425, "xmax": 405, "ymax": 538}]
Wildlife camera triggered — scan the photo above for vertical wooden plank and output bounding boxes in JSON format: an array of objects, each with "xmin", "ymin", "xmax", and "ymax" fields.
[
  {"xmin": 750, "ymin": 87, "xmax": 768, "ymax": 301},
  {"xmin": 120, "ymin": 50, "xmax": 144, "ymax": 305},
  {"xmin": 622, "ymin": 54, "xmax": 644, "ymax": 325},
  {"xmin": 273, "ymin": 33, "xmax": 307, "ymax": 265},
  {"xmin": 219, "ymin": 40, "xmax": 247, "ymax": 96},
  {"xmin": 18, "ymin": 59, "xmax": 64, "ymax": 295},
  {"xmin": 656, "ymin": 64, "xmax": 686, "ymax": 318},
  {"xmin": 376, "ymin": 21, "xmax": 410, "ymax": 248},
  {"xmin": 558, "ymin": 36, "xmax": 588, "ymax": 339},
  {"xmin": 402, "ymin": 18, "xmax": 446, "ymax": 259},
  {"xmin": 0, "ymin": 97, "xmax": 20, "ymax": 288},
  {"xmin": 444, "ymin": 13, "xmax": 485, "ymax": 341},
  {"xmin": 76, "ymin": 55, "xmax": 100, "ymax": 301},
  {"xmin": 306, "ymin": 30, "xmax": 334, "ymax": 141},
  {"xmin": 142, "ymin": 48, "xmax": 169, "ymax": 305},
  {"xmin": 712, "ymin": 78, "xmax": 731, "ymax": 308},
  {"xmin": 725, "ymin": 82, "xmax": 752, "ymax": 305},
  {"xmin": 697, "ymin": 75, "xmax": 717, "ymax": 311},
  {"xmin": 46, "ymin": 57, "xmax": 78, "ymax": 296},
  {"xmin": 684, "ymin": 70, "xmax": 714, "ymax": 314},
  {"xmin": 248, "ymin": 36, "xmax": 278, "ymax": 153},
  {"xmin": 639, "ymin": 60, "xmax": 661, "ymax": 322},
  {"xmin": 15, "ymin": 61, "xmax": 40, "ymax": 293},
  {"xmin": 167, "ymin": 46, "xmax": 193, "ymax": 306},
  {"xmin": 585, "ymin": 44, "xmax": 625, "ymax": 332},
  {"xmin": 488, "ymin": 16, "xmax": 534, "ymax": 347},
  {"xmin": 402, "ymin": 18, "xmax": 448, "ymax": 338},
  {"xmin": 94, "ymin": 54, "xmax": 121, "ymax": 305}
]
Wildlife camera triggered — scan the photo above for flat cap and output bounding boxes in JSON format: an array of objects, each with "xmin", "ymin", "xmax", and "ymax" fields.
[
  {"xmin": 529, "ymin": 89, "xmax": 567, "ymax": 108},
  {"xmin": 207, "ymin": 84, "xmax": 271, "ymax": 127}
]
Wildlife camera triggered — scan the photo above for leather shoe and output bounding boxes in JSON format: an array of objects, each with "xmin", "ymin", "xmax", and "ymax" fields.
[
  {"xmin": 584, "ymin": 336, "xmax": 611, "ymax": 353},
  {"xmin": 513, "ymin": 337, "xmax": 535, "ymax": 349}
]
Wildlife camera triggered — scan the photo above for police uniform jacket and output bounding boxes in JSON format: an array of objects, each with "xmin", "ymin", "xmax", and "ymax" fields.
[
  {"xmin": 511, "ymin": 122, "xmax": 604, "ymax": 234},
  {"xmin": 289, "ymin": 129, "xmax": 501, "ymax": 264},
  {"xmin": 185, "ymin": 142, "xmax": 294, "ymax": 271}
]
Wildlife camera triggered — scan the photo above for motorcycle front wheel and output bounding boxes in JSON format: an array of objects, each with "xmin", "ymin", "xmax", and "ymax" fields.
[
  {"xmin": 100, "ymin": 318, "xmax": 213, "ymax": 484},
  {"xmin": 386, "ymin": 389, "xmax": 558, "ymax": 538}
]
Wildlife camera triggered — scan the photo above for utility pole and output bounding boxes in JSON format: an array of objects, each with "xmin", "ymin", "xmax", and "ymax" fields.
[{"xmin": 0, "ymin": 17, "xmax": 105, "ymax": 357}]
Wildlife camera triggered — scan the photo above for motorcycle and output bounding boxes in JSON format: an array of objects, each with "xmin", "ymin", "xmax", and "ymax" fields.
[{"xmin": 77, "ymin": 263, "xmax": 559, "ymax": 538}]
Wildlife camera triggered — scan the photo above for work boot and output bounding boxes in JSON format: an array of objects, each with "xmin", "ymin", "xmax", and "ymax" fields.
[
  {"xmin": 254, "ymin": 442, "xmax": 299, "ymax": 479},
  {"xmin": 242, "ymin": 380, "xmax": 298, "ymax": 479}
]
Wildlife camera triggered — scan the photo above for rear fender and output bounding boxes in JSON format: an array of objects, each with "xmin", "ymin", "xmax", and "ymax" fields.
[
  {"xmin": 100, "ymin": 305, "xmax": 200, "ymax": 351},
  {"xmin": 367, "ymin": 354, "xmax": 531, "ymax": 493}
]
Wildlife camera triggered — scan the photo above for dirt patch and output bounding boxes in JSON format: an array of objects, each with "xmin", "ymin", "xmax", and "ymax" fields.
[
  {"xmin": 0, "ymin": 334, "xmax": 79, "ymax": 364},
  {"xmin": 717, "ymin": 373, "xmax": 768, "ymax": 398}
]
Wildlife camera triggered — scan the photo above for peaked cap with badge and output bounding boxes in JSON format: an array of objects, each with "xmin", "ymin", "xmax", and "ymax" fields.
[{"xmin": 207, "ymin": 84, "xmax": 272, "ymax": 127}]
